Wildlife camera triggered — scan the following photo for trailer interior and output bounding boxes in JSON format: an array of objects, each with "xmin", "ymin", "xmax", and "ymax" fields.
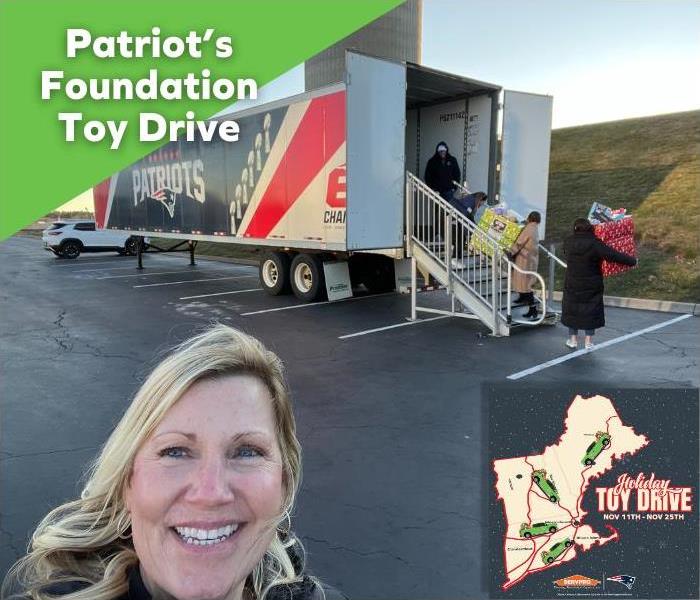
[{"xmin": 404, "ymin": 62, "xmax": 501, "ymax": 201}]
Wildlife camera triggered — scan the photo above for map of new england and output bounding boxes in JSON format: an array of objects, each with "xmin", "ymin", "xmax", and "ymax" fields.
[{"xmin": 494, "ymin": 394, "xmax": 649, "ymax": 591}]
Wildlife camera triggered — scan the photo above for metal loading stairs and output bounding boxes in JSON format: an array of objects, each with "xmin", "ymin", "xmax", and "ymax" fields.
[{"xmin": 405, "ymin": 172, "xmax": 558, "ymax": 337}]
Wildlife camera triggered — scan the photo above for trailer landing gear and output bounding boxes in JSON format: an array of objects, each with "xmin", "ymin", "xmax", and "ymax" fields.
[{"xmin": 135, "ymin": 237, "xmax": 196, "ymax": 270}]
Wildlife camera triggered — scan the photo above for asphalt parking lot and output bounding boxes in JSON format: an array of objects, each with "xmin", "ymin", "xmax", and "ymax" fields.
[{"xmin": 1, "ymin": 234, "xmax": 698, "ymax": 599}]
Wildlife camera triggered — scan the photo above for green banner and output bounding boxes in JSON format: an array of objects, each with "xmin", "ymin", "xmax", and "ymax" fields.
[{"xmin": 0, "ymin": 0, "xmax": 402, "ymax": 240}]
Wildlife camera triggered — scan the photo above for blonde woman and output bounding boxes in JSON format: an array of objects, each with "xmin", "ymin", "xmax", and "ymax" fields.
[{"xmin": 3, "ymin": 325, "xmax": 337, "ymax": 600}]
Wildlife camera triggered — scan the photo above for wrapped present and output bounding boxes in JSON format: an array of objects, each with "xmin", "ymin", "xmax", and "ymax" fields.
[
  {"xmin": 593, "ymin": 217, "xmax": 637, "ymax": 277},
  {"xmin": 593, "ymin": 216, "xmax": 634, "ymax": 243},
  {"xmin": 470, "ymin": 208, "xmax": 523, "ymax": 256}
]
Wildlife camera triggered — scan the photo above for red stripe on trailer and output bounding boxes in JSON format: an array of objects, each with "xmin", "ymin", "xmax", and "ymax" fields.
[
  {"xmin": 93, "ymin": 179, "xmax": 110, "ymax": 229},
  {"xmin": 242, "ymin": 90, "xmax": 346, "ymax": 238}
]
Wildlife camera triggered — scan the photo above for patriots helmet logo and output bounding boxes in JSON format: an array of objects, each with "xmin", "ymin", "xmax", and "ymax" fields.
[
  {"xmin": 607, "ymin": 575, "xmax": 636, "ymax": 590},
  {"xmin": 149, "ymin": 188, "xmax": 178, "ymax": 218}
]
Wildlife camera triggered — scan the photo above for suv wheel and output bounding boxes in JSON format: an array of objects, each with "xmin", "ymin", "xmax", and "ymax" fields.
[{"xmin": 60, "ymin": 241, "xmax": 81, "ymax": 259}]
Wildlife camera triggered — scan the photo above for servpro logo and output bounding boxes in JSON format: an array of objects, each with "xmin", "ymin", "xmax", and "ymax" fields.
[
  {"xmin": 132, "ymin": 152, "xmax": 206, "ymax": 217},
  {"xmin": 553, "ymin": 575, "xmax": 601, "ymax": 588},
  {"xmin": 324, "ymin": 164, "xmax": 346, "ymax": 225}
]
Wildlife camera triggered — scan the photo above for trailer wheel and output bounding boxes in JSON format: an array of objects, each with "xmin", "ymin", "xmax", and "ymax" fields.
[
  {"xmin": 290, "ymin": 254, "xmax": 325, "ymax": 302},
  {"xmin": 259, "ymin": 252, "xmax": 291, "ymax": 296}
]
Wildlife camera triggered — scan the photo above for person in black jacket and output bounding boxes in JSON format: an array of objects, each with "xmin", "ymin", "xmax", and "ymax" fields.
[
  {"xmin": 31, "ymin": 552, "xmax": 338, "ymax": 600},
  {"xmin": 2, "ymin": 325, "xmax": 342, "ymax": 600},
  {"xmin": 562, "ymin": 218, "xmax": 637, "ymax": 350},
  {"xmin": 424, "ymin": 141, "xmax": 461, "ymax": 202}
]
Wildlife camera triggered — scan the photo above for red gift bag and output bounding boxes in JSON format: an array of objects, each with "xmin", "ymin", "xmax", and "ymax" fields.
[{"xmin": 593, "ymin": 218, "xmax": 636, "ymax": 277}]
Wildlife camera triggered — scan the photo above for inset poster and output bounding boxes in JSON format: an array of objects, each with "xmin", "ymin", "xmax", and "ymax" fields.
[{"xmin": 487, "ymin": 386, "xmax": 699, "ymax": 599}]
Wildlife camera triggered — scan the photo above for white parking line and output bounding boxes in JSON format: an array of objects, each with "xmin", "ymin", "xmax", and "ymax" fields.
[
  {"xmin": 71, "ymin": 265, "xmax": 151, "ymax": 273},
  {"xmin": 72, "ymin": 264, "xmax": 252, "ymax": 274},
  {"xmin": 179, "ymin": 288, "xmax": 263, "ymax": 300},
  {"xmin": 507, "ymin": 313, "xmax": 693, "ymax": 380},
  {"xmin": 0, "ymin": 252, "xmax": 43, "ymax": 258},
  {"xmin": 240, "ymin": 292, "xmax": 396, "ymax": 316},
  {"xmin": 51, "ymin": 259, "xmax": 138, "ymax": 268},
  {"xmin": 339, "ymin": 315, "xmax": 450, "ymax": 339},
  {"xmin": 95, "ymin": 270, "xmax": 190, "ymax": 279},
  {"xmin": 134, "ymin": 275, "xmax": 258, "ymax": 288}
]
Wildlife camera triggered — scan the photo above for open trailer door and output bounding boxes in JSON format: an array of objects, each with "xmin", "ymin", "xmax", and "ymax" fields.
[
  {"xmin": 500, "ymin": 91, "xmax": 553, "ymax": 236},
  {"xmin": 346, "ymin": 51, "xmax": 406, "ymax": 250}
]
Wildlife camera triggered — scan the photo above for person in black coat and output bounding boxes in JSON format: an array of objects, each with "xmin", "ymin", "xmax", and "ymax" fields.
[
  {"xmin": 561, "ymin": 218, "xmax": 637, "ymax": 350},
  {"xmin": 2, "ymin": 326, "xmax": 344, "ymax": 600},
  {"xmin": 33, "ymin": 555, "xmax": 340, "ymax": 600},
  {"xmin": 424, "ymin": 141, "xmax": 461, "ymax": 201}
]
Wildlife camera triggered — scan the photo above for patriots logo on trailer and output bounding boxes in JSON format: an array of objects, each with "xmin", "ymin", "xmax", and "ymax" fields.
[
  {"xmin": 149, "ymin": 188, "xmax": 178, "ymax": 218},
  {"xmin": 607, "ymin": 575, "xmax": 636, "ymax": 590}
]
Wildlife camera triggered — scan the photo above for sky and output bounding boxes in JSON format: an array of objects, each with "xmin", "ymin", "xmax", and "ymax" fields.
[
  {"xmin": 422, "ymin": 0, "xmax": 700, "ymax": 128},
  {"xmin": 61, "ymin": 0, "xmax": 700, "ymax": 211}
]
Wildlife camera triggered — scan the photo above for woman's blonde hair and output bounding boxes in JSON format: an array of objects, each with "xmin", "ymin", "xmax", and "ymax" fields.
[{"xmin": 3, "ymin": 324, "xmax": 303, "ymax": 600}]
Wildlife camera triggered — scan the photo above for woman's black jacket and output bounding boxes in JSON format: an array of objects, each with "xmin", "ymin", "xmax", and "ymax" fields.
[{"xmin": 561, "ymin": 230, "xmax": 636, "ymax": 330}]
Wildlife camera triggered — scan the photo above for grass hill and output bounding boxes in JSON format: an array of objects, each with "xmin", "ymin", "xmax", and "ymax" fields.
[{"xmin": 545, "ymin": 110, "xmax": 700, "ymax": 302}]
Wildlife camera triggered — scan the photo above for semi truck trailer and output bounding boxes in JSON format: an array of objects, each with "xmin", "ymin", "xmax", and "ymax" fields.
[{"xmin": 94, "ymin": 51, "xmax": 553, "ymax": 308}]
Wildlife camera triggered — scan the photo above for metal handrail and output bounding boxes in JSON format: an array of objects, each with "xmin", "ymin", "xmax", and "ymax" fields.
[
  {"xmin": 452, "ymin": 180, "xmax": 471, "ymax": 194},
  {"xmin": 500, "ymin": 254, "xmax": 547, "ymax": 326},
  {"xmin": 408, "ymin": 174, "xmax": 484, "ymax": 244},
  {"xmin": 406, "ymin": 172, "xmax": 548, "ymax": 330},
  {"xmin": 538, "ymin": 243, "xmax": 567, "ymax": 268},
  {"xmin": 406, "ymin": 172, "xmax": 500, "ymax": 311},
  {"xmin": 408, "ymin": 174, "xmax": 497, "ymax": 256}
]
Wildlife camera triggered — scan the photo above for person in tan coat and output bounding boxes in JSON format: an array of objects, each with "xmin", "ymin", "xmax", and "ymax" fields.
[{"xmin": 508, "ymin": 211, "xmax": 541, "ymax": 319}]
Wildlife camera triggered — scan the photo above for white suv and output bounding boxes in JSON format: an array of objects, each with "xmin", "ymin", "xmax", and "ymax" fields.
[{"xmin": 42, "ymin": 220, "xmax": 140, "ymax": 259}]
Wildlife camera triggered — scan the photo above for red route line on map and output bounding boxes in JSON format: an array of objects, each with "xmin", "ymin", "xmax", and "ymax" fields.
[
  {"xmin": 530, "ymin": 488, "xmax": 549, "ymax": 503},
  {"xmin": 505, "ymin": 536, "xmax": 537, "ymax": 575},
  {"xmin": 557, "ymin": 496, "xmax": 576, "ymax": 521},
  {"xmin": 524, "ymin": 457, "xmax": 535, "ymax": 523}
]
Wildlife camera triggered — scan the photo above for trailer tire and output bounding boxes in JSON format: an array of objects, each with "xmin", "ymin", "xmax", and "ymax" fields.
[
  {"xmin": 290, "ymin": 254, "xmax": 325, "ymax": 302},
  {"xmin": 259, "ymin": 252, "xmax": 291, "ymax": 296}
]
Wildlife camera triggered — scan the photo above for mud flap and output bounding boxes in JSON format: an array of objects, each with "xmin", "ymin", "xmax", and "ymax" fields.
[{"xmin": 323, "ymin": 261, "xmax": 353, "ymax": 301}]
